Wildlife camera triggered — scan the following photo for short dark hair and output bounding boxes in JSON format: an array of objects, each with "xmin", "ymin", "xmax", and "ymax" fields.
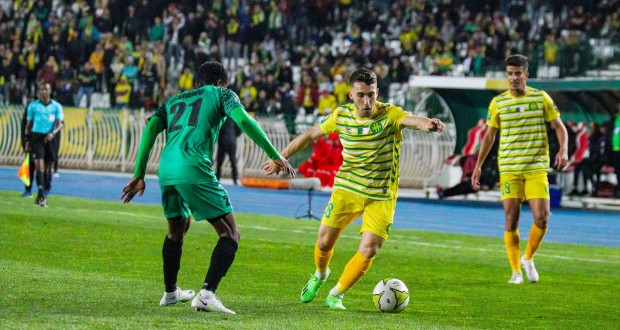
[
  {"xmin": 195, "ymin": 61, "xmax": 229, "ymax": 86},
  {"xmin": 350, "ymin": 68, "xmax": 377, "ymax": 86},
  {"xmin": 505, "ymin": 54, "xmax": 529, "ymax": 72}
]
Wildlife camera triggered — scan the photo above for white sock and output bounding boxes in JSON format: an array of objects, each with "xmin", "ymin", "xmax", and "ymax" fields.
[
  {"xmin": 329, "ymin": 286, "xmax": 343, "ymax": 296},
  {"xmin": 199, "ymin": 289, "xmax": 214, "ymax": 299},
  {"xmin": 315, "ymin": 269, "xmax": 330, "ymax": 280}
]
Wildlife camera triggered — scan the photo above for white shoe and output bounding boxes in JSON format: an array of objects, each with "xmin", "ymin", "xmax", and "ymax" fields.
[
  {"xmin": 191, "ymin": 290, "xmax": 236, "ymax": 314},
  {"xmin": 159, "ymin": 287, "xmax": 196, "ymax": 306},
  {"xmin": 521, "ymin": 256, "xmax": 539, "ymax": 283},
  {"xmin": 53, "ymin": 172, "xmax": 60, "ymax": 179},
  {"xmin": 507, "ymin": 272, "xmax": 523, "ymax": 284}
]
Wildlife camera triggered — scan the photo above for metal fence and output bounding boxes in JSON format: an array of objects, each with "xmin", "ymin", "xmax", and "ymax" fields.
[{"xmin": 0, "ymin": 101, "xmax": 456, "ymax": 188}]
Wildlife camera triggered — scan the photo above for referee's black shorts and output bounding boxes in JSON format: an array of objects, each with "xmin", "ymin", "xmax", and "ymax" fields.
[{"xmin": 30, "ymin": 133, "xmax": 56, "ymax": 163}]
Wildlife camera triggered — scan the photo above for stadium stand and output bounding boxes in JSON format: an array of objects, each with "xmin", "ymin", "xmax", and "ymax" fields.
[{"xmin": 0, "ymin": 0, "xmax": 618, "ymax": 201}]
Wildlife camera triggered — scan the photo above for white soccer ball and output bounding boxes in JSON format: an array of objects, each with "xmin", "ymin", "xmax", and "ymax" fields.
[{"xmin": 372, "ymin": 278, "xmax": 410, "ymax": 313}]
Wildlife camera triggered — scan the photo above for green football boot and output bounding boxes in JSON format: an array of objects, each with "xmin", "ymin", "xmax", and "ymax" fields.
[
  {"xmin": 325, "ymin": 294, "xmax": 346, "ymax": 310},
  {"xmin": 300, "ymin": 272, "xmax": 328, "ymax": 303}
]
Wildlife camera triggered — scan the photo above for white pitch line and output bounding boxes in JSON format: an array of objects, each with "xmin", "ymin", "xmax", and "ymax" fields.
[{"xmin": 3, "ymin": 200, "xmax": 619, "ymax": 264}]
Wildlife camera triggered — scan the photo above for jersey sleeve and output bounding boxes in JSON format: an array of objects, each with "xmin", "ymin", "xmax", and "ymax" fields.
[
  {"xmin": 486, "ymin": 97, "xmax": 500, "ymax": 128},
  {"xmin": 27, "ymin": 103, "xmax": 34, "ymax": 121},
  {"xmin": 55, "ymin": 102, "xmax": 64, "ymax": 121},
  {"xmin": 319, "ymin": 107, "xmax": 339, "ymax": 135},
  {"xmin": 542, "ymin": 91, "xmax": 560, "ymax": 122},
  {"xmin": 150, "ymin": 104, "xmax": 167, "ymax": 126},
  {"xmin": 387, "ymin": 104, "xmax": 410, "ymax": 131},
  {"xmin": 219, "ymin": 88, "xmax": 244, "ymax": 116},
  {"xmin": 229, "ymin": 107, "xmax": 280, "ymax": 160},
  {"xmin": 133, "ymin": 115, "xmax": 165, "ymax": 179}
]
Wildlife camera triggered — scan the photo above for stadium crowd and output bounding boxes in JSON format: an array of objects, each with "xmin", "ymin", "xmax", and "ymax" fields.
[{"xmin": 0, "ymin": 0, "xmax": 619, "ymax": 116}]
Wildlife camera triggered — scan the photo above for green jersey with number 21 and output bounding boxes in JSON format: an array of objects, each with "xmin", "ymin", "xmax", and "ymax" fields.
[{"xmin": 151, "ymin": 85, "xmax": 243, "ymax": 185}]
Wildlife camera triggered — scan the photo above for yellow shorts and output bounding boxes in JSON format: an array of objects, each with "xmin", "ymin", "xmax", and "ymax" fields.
[
  {"xmin": 499, "ymin": 171, "xmax": 549, "ymax": 201},
  {"xmin": 321, "ymin": 188, "xmax": 396, "ymax": 240}
]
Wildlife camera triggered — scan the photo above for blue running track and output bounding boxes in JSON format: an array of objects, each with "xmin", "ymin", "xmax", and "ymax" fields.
[{"xmin": 1, "ymin": 166, "xmax": 618, "ymax": 247}]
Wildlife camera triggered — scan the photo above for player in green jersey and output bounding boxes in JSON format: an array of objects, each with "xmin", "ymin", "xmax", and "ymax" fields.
[
  {"xmin": 264, "ymin": 68, "xmax": 444, "ymax": 310},
  {"xmin": 121, "ymin": 61, "xmax": 295, "ymax": 314},
  {"xmin": 472, "ymin": 54, "xmax": 569, "ymax": 284}
]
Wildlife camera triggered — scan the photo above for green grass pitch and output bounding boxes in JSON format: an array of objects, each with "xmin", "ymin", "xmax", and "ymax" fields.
[{"xmin": 1, "ymin": 191, "xmax": 618, "ymax": 329}]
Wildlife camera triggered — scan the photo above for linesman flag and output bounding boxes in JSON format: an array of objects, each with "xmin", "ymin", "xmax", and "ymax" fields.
[{"xmin": 18, "ymin": 154, "xmax": 31, "ymax": 186}]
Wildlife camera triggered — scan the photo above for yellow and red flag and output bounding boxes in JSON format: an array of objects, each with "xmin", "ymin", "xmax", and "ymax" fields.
[{"xmin": 18, "ymin": 154, "xmax": 31, "ymax": 186}]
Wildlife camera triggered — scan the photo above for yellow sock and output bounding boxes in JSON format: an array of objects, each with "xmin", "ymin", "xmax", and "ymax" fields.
[
  {"xmin": 504, "ymin": 230, "xmax": 521, "ymax": 273},
  {"xmin": 314, "ymin": 242, "xmax": 333, "ymax": 273},
  {"xmin": 335, "ymin": 251, "xmax": 374, "ymax": 294},
  {"xmin": 525, "ymin": 224, "xmax": 548, "ymax": 259}
]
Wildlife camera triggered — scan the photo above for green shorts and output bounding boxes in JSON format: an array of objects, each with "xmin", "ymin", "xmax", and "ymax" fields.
[{"xmin": 160, "ymin": 182, "xmax": 233, "ymax": 222}]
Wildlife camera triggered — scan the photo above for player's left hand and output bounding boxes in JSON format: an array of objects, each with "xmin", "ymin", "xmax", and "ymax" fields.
[
  {"xmin": 554, "ymin": 150, "xmax": 569, "ymax": 170},
  {"xmin": 120, "ymin": 177, "xmax": 145, "ymax": 203},
  {"xmin": 274, "ymin": 156, "xmax": 296, "ymax": 178},
  {"xmin": 426, "ymin": 118, "xmax": 444, "ymax": 133}
]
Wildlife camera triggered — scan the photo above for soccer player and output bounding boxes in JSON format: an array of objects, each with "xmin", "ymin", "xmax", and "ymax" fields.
[
  {"xmin": 471, "ymin": 54, "xmax": 569, "ymax": 284},
  {"xmin": 120, "ymin": 61, "xmax": 295, "ymax": 314},
  {"xmin": 24, "ymin": 82, "xmax": 64, "ymax": 207},
  {"xmin": 264, "ymin": 68, "xmax": 444, "ymax": 310}
]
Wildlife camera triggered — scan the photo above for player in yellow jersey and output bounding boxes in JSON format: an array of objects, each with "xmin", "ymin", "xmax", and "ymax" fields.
[
  {"xmin": 264, "ymin": 68, "xmax": 444, "ymax": 309},
  {"xmin": 471, "ymin": 54, "xmax": 569, "ymax": 284}
]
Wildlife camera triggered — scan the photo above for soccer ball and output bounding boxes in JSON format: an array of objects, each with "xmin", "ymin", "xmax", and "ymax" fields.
[{"xmin": 372, "ymin": 278, "xmax": 410, "ymax": 313}]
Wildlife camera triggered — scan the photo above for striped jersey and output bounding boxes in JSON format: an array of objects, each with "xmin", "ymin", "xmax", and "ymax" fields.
[
  {"xmin": 319, "ymin": 101, "xmax": 409, "ymax": 200},
  {"xmin": 486, "ymin": 87, "xmax": 560, "ymax": 174}
]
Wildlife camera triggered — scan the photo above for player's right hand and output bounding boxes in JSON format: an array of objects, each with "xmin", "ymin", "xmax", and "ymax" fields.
[
  {"xmin": 120, "ymin": 177, "xmax": 145, "ymax": 203},
  {"xmin": 470, "ymin": 167, "xmax": 481, "ymax": 190}
]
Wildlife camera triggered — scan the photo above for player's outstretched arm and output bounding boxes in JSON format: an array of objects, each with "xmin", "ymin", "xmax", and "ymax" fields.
[
  {"xmin": 229, "ymin": 107, "xmax": 296, "ymax": 177},
  {"xmin": 401, "ymin": 115, "xmax": 445, "ymax": 133},
  {"xmin": 263, "ymin": 124, "xmax": 324, "ymax": 175},
  {"xmin": 120, "ymin": 116, "xmax": 164, "ymax": 203}
]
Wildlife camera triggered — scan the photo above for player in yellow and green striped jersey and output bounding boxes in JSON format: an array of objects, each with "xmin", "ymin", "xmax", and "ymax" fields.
[
  {"xmin": 264, "ymin": 68, "xmax": 444, "ymax": 310},
  {"xmin": 471, "ymin": 54, "xmax": 569, "ymax": 285}
]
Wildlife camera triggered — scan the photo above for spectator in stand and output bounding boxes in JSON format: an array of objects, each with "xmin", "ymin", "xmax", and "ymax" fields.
[
  {"xmin": 332, "ymin": 74, "xmax": 349, "ymax": 105},
  {"xmin": 121, "ymin": 56, "xmax": 138, "ymax": 85},
  {"xmin": 317, "ymin": 90, "xmax": 337, "ymax": 115},
  {"xmin": 114, "ymin": 75, "xmax": 132, "ymax": 109},
  {"xmin": 75, "ymin": 61, "xmax": 97, "ymax": 108},
  {"xmin": 88, "ymin": 43, "xmax": 104, "ymax": 92},
  {"xmin": 178, "ymin": 67, "xmax": 193, "ymax": 92},
  {"xmin": 297, "ymin": 74, "xmax": 319, "ymax": 116},
  {"xmin": 36, "ymin": 55, "xmax": 59, "ymax": 92},
  {"xmin": 149, "ymin": 16, "xmax": 165, "ymax": 42}
]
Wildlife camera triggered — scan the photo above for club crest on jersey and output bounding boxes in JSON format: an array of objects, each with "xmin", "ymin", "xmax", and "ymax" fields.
[{"xmin": 370, "ymin": 121, "xmax": 383, "ymax": 134}]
